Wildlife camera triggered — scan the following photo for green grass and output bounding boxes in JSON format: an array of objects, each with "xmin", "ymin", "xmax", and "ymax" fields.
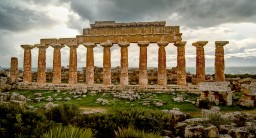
[
  {"xmin": 115, "ymin": 127, "xmax": 162, "ymax": 138},
  {"xmin": 10, "ymin": 89, "xmax": 103, "ymax": 108},
  {"xmin": 42, "ymin": 125, "xmax": 92, "ymax": 138},
  {"xmin": 9, "ymin": 89, "xmax": 251, "ymax": 116}
]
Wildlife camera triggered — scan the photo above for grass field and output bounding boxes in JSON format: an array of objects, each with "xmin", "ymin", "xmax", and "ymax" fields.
[{"xmin": 9, "ymin": 89, "xmax": 253, "ymax": 117}]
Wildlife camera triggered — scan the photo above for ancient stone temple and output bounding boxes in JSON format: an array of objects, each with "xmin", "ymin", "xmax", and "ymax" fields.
[{"xmin": 18, "ymin": 21, "xmax": 228, "ymax": 88}]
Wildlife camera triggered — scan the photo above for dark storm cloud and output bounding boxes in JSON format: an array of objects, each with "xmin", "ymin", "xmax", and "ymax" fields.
[
  {"xmin": 0, "ymin": 0, "xmax": 58, "ymax": 32},
  {"xmin": 63, "ymin": 0, "xmax": 256, "ymax": 28}
]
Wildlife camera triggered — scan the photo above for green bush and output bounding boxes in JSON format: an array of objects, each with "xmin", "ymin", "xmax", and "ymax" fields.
[
  {"xmin": 45, "ymin": 104, "xmax": 79, "ymax": 125},
  {"xmin": 0, "ymin": 104, "xmax": 51, "ymax": 137},
  {"xmin": 206, "ymin": 113, "xmax": 231, "ymax": 128},
  {"xmin": 115, "ymin": 127, "xmax": 161, "ymax": 138},
  {"xmin": 42, "ymin": 125, "xmax": 92, "ymax": 138},
  {"xmin": 72, "ymin": 108, "xmax": 175, "ymax": 137},
  {"xmin": 197, "ymin": 99, "xmax": 211, "ymax": 109}
]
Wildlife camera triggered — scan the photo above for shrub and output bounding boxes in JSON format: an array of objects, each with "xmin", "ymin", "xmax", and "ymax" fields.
[
  {"xmin": 206, "ymin": 113, "xmax": 231, "ymax": 128},
  {"xmin": 0, "ymin": 104, "xmax": 22, "ymax": 137},
  {"xmin": 197, "ymin": 99, "xmax": 211, "ymax": 109},
  {"xmin": 0, "ymin": 104, "xmax": 51, "ymax": 137},
  {"xmin": 42, "ymin": 125, "xmax": 92, "ymax": 138},
  {"xmin": 115, "ymin": 127, "xmax": 161, "ymax": 138},
  {"xmin": 72, "ymin": 108, "xmax": 174, "ymax": 137},
  {"xmin": 45, "ymin": 104, "xmax": 79, "ymax": 125}
]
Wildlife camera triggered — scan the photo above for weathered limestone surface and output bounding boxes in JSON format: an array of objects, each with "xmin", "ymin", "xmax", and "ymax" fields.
[
  {"xmin": 138, "ymin": 41, "xmax": 150, "ymax": 87},
  {"xmin": 174, "ymin": 41, "xmax": 187, "ymax": 85},
  {"xmin": 174, "ymin": 33, "xmax": 182, "ymax": 44},
  {"xmin": 118, "ymin": 42, "xmax": 130, "ymax": 86},
  {"xmin": 215, "ymin": 41, "xmax": 229, "ymax": 82},
  {"xmin": 199, "ymin": 82, "xmax": 232, "ymax": 105},
  {"xmin": 35, "ymin": 44, "xmax": 49, "ymax": 83},
  {"xmin": 101, "ymin": 41, "xmax": 113, "ymax": 85},
  {"xmin": 10, "ymin": 57, "xmax": 18, "ymax": 82},
  {"xmin": 90, "ymin": 21, "xmax": 166, "ymax": 28},
  {"xmin": 68, "ymin": 45, "xmax": 78, "ymax": 84},
  {"xmin": 78, "ymin": 21, "xmax": 180, "ymax": 44},
  {"xmin": 77, "ymin": 34, "xmax": 176, "ymax": 44},
  {"xmin": 51, "ymin": 44, "xmax": 64, "ymax": 84},
  {"xmin": 83, "ymin": 43, "xmax": 97, "ymax": 85},
  {"xmin": 21, "ymin": 45, "xmax": 34, "ymax": 83},
  {"xmin": 192, "ymin": 41, "xmax": 208, "ymax": 84},
  {"xmin": 157, "ymin": 41, "xmax": 168, "ymax": 86},
  {"xmin": 40, "ymin": 38, "xmax": 77, "ymax": 45},
  {"xmin": 240, "ymin": 82, "xmax": 256, "ymax": 107}
]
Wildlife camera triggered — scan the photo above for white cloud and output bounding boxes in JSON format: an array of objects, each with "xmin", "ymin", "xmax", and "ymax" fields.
[{"xmin": 1, "ymin": 0, "xmax": 256, "ymax": 69}]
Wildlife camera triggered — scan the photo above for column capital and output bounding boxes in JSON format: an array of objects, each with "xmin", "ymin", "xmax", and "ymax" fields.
[
  {"xmin": 34, "ymin": 44, "xmax": 49, "ymax": 49},
  {"xmin": 118, "ymin": 42, "xmax": 130, "ymax": 47},
  {"xmin": 192, "ymin": 41, "xmax": 208, "ymax": 48},
  {"xmin": 174, "ymin": 41, "xmax": 187, "ymax": 47},
  {"xmin": 50, "ymin": 44, "xmax": 65, "ymax": 49},
  {"xmin": 157, "ymin": 41, "xmax": 169, "ymax": 47},
  {"xmin": 215, "ymin": 41, "xmax": 229, "ymax": 47},
  {"xmin": 100, "ymin": 40, "xmax": 113, "ymax": 47},
  {"xmin": 82, "ymin": 42, "xmax": 97, "ymax": 48},
  {"xmin": 138, "ymin": 41, "xmax": 150, "ymax": 47},
  {"xmin": 21, "ymin": 44, "xmax": 34, "ymax": 49},
  {"xmin": 66, "ymin": 44, "xmax": 79, "ymax": 49}
]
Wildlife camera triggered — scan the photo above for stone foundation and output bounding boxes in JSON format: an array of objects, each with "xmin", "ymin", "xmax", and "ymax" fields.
[{"xmin": 16, "ymin": 82, "xmax": 201, "ymax": 93}]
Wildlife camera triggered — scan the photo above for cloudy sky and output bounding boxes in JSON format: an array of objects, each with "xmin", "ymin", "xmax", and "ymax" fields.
[{"xmin": 0, "ymin": 0, "xmax": 256, "ymax": 68}]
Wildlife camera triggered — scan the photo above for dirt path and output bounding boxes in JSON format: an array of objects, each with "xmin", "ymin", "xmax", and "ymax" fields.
[{"xmin": 80, "ymin": 107, "xmax": 106, "ymax": 114}]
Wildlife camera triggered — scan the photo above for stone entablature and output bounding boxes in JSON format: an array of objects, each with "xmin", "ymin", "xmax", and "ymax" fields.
[
  {"xmin": 85, "ymin": 21, "xmax": 179, "ymax": 36},
  {"xmin": 40, "ymin": 21, "xmax": 180, "ymax": 45}
]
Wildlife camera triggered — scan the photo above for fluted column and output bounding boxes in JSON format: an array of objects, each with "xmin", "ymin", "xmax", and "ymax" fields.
[
  {"xmin": 21, "ymin": 45, "xmax": 34, "ymax": 83},
  {"xmin": 10, "ymin": 57, "xmax": 18, "ymax": 82},
  {"xmin": 118, "ymin": 42, "xmax": 130, "ymax": 86},
  {"xmin": 83, "ymin": 43, "xmax": 97, "ymax": 85},
  {"xmin": 192, "ymin": 41, "xmax": 208, "ymax": 84},
  {"xmin": 215, "ymin": 41, "xmax": 229, "ymax": 82},
  {"xmin": 101, "ymin": 41, "xmax": 113, "ymax": 85},
  {"xmin": 51, "ymin": 44, "xmax": 64, "ymax": 84},
  {"xmin": 67, "ymin": 44, "xmax": 79, "ymax": 84},
  {"xmin": 138, "ymin": 41, "xmax": 150, "ymax": 87},
  {"xmin": 174, "ymin": 41, "xmax": 187, "ymax": 85},
  {"xmin": 35, "ymin": 44, "xmax": 49, "ymax": 84},
  {"xmin": 157, "ymin": 41, "xmax": 168, "ymax": 86}
]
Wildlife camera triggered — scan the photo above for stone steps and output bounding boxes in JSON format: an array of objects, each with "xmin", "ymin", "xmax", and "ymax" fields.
[{"xmin": 16, "ymin": 82, "xmax": 201, "ymax": 93}]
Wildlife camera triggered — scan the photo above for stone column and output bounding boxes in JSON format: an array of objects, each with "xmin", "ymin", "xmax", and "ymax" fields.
[
  {"xmin": 215, "ymin": 41, "xmax": 229, "ymax": 82},
  {"xmin": 51, "ymin": 44, "xmax": 64, "ymax": 84},
  {"xmin": 174, "ymin": 41, "xmax": 187, "ymax": 85},
  {"xmin": 35, "ymin": 44, "xmax": 49, "ymax": 84},
  {"xmin": 100, "ymin": 41, "xmax": 113, "ymax": 85},
  {"xmin": 157, "ymin": 41, "xmax": 168, "ymax": 86},
  {"xmin": 192, "ymin": 41, "xmax": 208, "ymax": 84},
  {"xmin": 83, "ymin": 43, "xmax": 97, "ymax": 85},
  {"xmin": 67, "ymin": 44, "xmax": 79, "ymax": 84},
  {"xmin": 10, "ymin": 57, "xmax": 18, "ymax": 82},
  {"xmin": 21, "ymin": 45, "xmax": 34, "ymax": 83},
  {"xmin": 118, "ymin": 42, "xmax": 130, "ymax": 86},
  {"xmin": 138, "ymin": 41, "xmax": 150, "ymax": 87}
]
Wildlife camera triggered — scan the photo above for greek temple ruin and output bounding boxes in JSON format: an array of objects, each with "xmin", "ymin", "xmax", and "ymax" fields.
[{"xmin": 10, "ymin": 21, "xmax": 229, "ymax": 88}]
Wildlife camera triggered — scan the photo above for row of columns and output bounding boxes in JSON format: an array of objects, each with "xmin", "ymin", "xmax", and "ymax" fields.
[
  {"xmin": 192, "ymin": 41, "xmax": 229, "ymax": 84},
  {"xmin": 19, "ymin": 41, "xmax": 228, "ymax": 86}
]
